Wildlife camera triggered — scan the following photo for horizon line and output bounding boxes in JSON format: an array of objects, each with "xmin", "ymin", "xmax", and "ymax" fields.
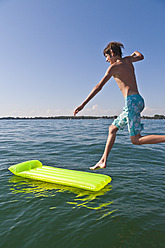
[{"xmin": 0, "ymin": 114, "xmax": 165, "ymax": 120}]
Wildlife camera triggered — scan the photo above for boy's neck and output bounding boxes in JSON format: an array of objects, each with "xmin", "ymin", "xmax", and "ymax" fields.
[{"xmin": 111, "ymin": 55, "xmax": 121, "ymax": 64}]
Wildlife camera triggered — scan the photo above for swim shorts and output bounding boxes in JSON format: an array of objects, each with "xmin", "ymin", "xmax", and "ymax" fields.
[{"xmin": 112, "ymin": 94, "xmax": 145, "ymax": 136}]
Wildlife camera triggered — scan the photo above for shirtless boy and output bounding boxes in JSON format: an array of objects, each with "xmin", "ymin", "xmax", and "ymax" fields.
[{"xmin": 74, "ymin": 42, "xmax": 165, "ymax": 170}]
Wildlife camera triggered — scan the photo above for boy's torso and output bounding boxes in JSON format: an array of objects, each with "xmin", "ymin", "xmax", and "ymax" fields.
[{"xmin": 111, "ymin": 57, "xmax": 139, "ymax": 98}]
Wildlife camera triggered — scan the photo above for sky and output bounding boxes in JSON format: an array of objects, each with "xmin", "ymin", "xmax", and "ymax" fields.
[{"xmin": 0, "ymin": 0, "xmax": 165, "ymax": 117}]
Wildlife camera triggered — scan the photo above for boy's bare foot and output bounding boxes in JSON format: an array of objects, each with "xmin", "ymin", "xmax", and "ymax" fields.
[{"xmin": 90, "ymin": 160, "xmax": 106, "ymax": 170}]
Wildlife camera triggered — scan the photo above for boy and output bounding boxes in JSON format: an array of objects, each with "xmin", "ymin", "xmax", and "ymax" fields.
[{"xmin": 74, "ymin": 42, "xmax": 165, "ymax": 170}]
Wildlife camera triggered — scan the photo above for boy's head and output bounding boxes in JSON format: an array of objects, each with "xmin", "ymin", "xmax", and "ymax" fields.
[{"xmin": 103, "ymin": 42, "xmax": 124, "ymax": 58}]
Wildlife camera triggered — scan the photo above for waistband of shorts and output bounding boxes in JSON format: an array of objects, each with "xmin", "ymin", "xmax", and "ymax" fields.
[{"xmin": 125, "ymin": 94, "xmax": 143, "ymax": 102}]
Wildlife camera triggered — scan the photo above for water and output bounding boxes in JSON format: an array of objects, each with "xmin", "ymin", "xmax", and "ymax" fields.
[{"xmin": 0, "ymin": 119, "xmax": 165, "ymax": 248}]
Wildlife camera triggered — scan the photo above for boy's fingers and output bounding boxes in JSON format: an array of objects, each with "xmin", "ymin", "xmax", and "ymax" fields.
[
  {"xmin": 74, "ymin": 104, "xmax": 83, "ymax": 116},
  {"xmin": 74, "ymin": 108, "xmax": 78, "ymax": 116}
]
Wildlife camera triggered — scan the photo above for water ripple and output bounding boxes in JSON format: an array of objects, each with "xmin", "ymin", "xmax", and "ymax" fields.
[{"xmin": 0, "ymin": 119, "xmax": 165, "ymax": 248}]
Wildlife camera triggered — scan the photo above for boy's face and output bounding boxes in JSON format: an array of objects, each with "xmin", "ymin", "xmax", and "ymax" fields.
[
  {"xmin": 105, "ymin": 51, "xmax": 117, "ymax": 64},
  {"xmin": 105, "ymin": 54, "xmax": 112, "ymax": 63}
]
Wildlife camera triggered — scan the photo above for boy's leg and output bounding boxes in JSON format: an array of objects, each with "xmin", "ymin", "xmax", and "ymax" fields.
[
  {"xmin": 131, "ymin": 133, "xmax": 165, "ymax": 145},
  {"xmin": 90, "ymin": 124, "xmax": 118, "ymax": 170}
]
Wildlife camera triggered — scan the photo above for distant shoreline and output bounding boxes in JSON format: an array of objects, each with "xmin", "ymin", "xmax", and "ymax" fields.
[{"xmin": 0, "ymin": 115, "xmax": 165, "ymax": 120}]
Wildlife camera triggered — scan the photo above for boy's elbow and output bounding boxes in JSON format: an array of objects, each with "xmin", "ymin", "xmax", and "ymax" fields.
[
  {"xmin": 138, "ymin": 51, "xmax": 144, "ymax": 60},
  {"xmin": 96, "ymin": 84, "xmax": 102, "ymax": 92},
  {"xmin": 96, "ymin": 81, "xmax": 105, "ymax": 91},
  {"xmin": 134, "ymin": 51, "xmax": 144, "ymax": 61}
]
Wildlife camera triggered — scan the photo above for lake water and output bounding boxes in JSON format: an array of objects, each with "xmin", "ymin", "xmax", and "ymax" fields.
[{"xmin": 0, "ymin": 119, "xmax": 165, "ymax": 248}]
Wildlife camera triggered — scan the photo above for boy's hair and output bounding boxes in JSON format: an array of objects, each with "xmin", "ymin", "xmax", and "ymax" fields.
[{"xmin": 103, "ymin": 42, "xmax": 124, "ymax": 57}]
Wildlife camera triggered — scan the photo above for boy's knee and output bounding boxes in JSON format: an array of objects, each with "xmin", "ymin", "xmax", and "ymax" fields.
[
  {"xmin": 109, "ymin": 124, "xmax": 118, "ymax": 134},
  {"xmin": 131, "ymin": 136, "xmax": 141, "ymax": 145}
]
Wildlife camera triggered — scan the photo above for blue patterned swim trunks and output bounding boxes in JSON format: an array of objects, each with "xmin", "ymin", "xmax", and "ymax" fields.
[{"xmin": 112, "ymin": 94, "xmax": 145, "ymax": 136}]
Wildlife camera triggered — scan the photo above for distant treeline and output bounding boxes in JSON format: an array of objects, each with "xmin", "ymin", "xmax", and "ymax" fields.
[
  {"xmin": 142, "ymin": 115, "xmax": 165, "ymax": 119},
  {"xmin": 0, "ymin": 114, "xmax": 165, "ymax": 120}
]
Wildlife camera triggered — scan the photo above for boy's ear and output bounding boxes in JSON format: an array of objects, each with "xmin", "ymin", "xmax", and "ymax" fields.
[{"xmin": 110, "ymin": 49, "xmax": 115, "ymax": 57}]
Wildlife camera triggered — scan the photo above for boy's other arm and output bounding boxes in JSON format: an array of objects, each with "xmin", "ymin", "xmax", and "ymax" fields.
[
  {"xmin": 126, "ymin": 51, "xmax": 144, "ymax": 63},
  {"xmin": 74, "ymin": 67, "xmax": 113, "ymax": 116}
]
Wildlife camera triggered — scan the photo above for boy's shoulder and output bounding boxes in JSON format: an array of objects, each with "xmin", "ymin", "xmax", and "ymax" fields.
[
  {"xmin": 112, "ymin": 58, "xmax": 129, "ymax": 67},
  {"xmin": 122, "ymin": 56, "xmax": 132, "ymax": 63}
]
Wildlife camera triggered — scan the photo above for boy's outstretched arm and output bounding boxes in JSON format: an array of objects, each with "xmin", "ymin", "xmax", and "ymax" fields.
[{"xmin": 74, "ymin": 67, "xmax": 113, "ymax": 116}]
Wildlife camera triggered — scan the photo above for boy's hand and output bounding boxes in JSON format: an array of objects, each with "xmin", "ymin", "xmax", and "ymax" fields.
[{"xmin": 74, "ymin": 104, "xmax": 84, "ymax": 116}]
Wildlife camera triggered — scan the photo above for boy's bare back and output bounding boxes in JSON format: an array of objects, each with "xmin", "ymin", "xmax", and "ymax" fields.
[{"xmin": 105, "ymin": 52, "xmax": 144, "ymax": 99}]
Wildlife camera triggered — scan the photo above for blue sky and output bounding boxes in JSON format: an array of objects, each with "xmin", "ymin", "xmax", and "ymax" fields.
[{"xmin": 0, "ymin": 0, "xmax": 165, "ymax": 117}]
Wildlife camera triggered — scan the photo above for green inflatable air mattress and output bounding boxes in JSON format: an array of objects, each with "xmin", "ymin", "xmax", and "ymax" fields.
[{"xmin": 8, "ymin": 160, "xmax": 111, "ymax": 191}]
